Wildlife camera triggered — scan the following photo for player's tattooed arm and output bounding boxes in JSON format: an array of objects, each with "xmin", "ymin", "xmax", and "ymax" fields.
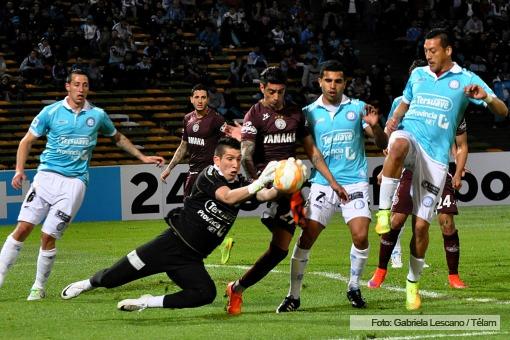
[
  {"xmin": 167, "ymin": 140, "xmax": 188, "ymax": 171},
  {"xmin": 114, "ymin": 132, "xmax": 165, "ymax": 165},
  {"xmin": 161, "ymin": 140, "xmax": 188, "ymax": 182},
  {"xmin": 241, "ymin": 140, "xmax": 258, "ymax": 180}
]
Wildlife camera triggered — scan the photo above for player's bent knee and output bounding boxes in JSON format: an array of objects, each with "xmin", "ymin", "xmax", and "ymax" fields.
[
  {"xmin": 388, "ymin": 139, "xmax": 409, "ymax": 162},
  {"xmin": 269, "ymin": 243, "xmax": 289, "ymax": 263},
  {"xmin": 194, "ymin": 282, "xmax": 217, "ymax": 306},
  {"xmin": 13, "ymin": 222, "xmax": 35, "ymax": 240}
]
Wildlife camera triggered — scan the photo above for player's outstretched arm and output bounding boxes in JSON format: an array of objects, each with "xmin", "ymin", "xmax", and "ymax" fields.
[
  {"xmin": 161, "ymin": 140, "xmax": 188, "ymax": 183},
  {"xmin": 464, "ymin": 84, "xmax": 508, "ymax": 117},
  {"xmin": 12, "ymin": 131, "xmax": 38, "ymax": 189},
  {"xmin": 302, "ymin": 135, "xmax": 349, "ymax": 202},
  {"xmin": 112, "ymin": 132, "xmax": 165, "ymax": 166},
  {"xmin": 215, "ymin": 161, "xmax": 278, "ymax": 205}
]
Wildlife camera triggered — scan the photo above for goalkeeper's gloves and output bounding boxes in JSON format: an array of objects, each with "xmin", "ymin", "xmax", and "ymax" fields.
[{"xmin": 247, "ymin": 160, "xmax": 278, "ymax": 194}]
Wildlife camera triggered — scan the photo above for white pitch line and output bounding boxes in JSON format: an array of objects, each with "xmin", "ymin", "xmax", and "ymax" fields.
[
  {"xmin": 12, "ymin": 262, "xmax": 510, "ymax": 305},
  {"xmin": 207, "ymin": 264, "xmax": 510, "ymax": 304}
]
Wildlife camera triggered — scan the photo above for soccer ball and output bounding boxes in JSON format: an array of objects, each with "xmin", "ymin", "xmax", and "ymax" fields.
[{"xmin": 273, "ymin": 158, "xmax": 306, "ymax": 194}]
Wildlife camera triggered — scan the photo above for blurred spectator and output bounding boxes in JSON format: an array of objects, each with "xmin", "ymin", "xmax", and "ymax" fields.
[
  {"xmin": 166, "ymin": 0, "xmax": 185, "ymax": 26},
  {"xmin": 247, "ymin": 46, "xmax": 268, "ymax": 69},
  {"xmin": 280, "ymin": 47, "xmax": 300, "ymax": 78},
  {"xmin": 0, "ymin": 56, "xmax": 7, "ymax": 77},
  {"xmin": 87, "ymin": 59, "xmax": 103, "ymax": 89},
  {"xmin": 221, "ymin": 7, "xmax": 243, "ymax": 48},
  {"xmin": 112, "ymin": 17, "xmax": 132, "ymax": 42},
  {"xmin": 51, "ymin": 60, "xmax": 68, "ymax": 88},
  {"xmin": 271, "ymin": 24, "xmax": 285, "ymax": 46},
  {"xmin": 143, "ymin": 39, "xmax": 162, "ymax": 61},
  {"xmin": 71, "ymin": 57, "xmax": 88, "ymax": 72},
  {"xmin": 0, "ymin": 74, "xmax": 25, "ymax": 101},
  {"xmin": 19, "ymin": 50, "xmax": 44, "ymax": 84},
  {"xmin": 251, "ymin": 1, "xmax": 264, "ymax": 22},
  {"xmin": 229, "ymin": 56, "xmax": 245, "ymax": 86},
  {"xmin": 208, "ymin": 86, "xmax": 227, "ymax": 115},
  {"xmin": 347, "ymin": 75, "xmax": 371, "ymax": 101},
  {"xmin": 136, "ymin": 55, "xmax": 153, "ymax": 88},
  {"xmin": 81, "ymin": 16, "xmax": 101, "ymax": 56},
  {"xmin": 37, "ymin": 38, "xmax": 53, "ymax": 65},
  {"xmin": 301, "ymin": 57, "xmax": 320, "ymax": 91},
  {"xmin": 304, "ymin": 42, "xmax": 323, "ymax": 63},
  {"xmin": 70, "ymin": 1, "xmax": 90, "ymax": 19},
  {"xmin": 0, "ymin": 75, "xmax": 13, "ymax": 101},
  {"xmin": 223, "ymin": 87, "xmax": 244, "ymax": 120},
  {"xmin": 198, "ymin": 24, "xmax": 221, "ymax": 53},
  {"xmin": 464, "ymin": 15, "xmax": 484, "ymax": 36},
  {"xmin": 121, "ymin": 0, "xmax": 138, "ymax": 19},
  {"xmin": 300, "ymin": 24, "xmax": 314, "ymax": 45},
  {"xmin": 265, "ymin": 1, "xmax": 282, "ymax": 20}
]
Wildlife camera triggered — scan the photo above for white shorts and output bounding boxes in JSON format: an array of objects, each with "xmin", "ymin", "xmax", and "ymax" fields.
[
  {"xmin": 306, "ymin": 182, "xmax": 371, "ymax": 226},
  {"xmin": 18, "ymin": 171, "xmax": 86, "ymax": 239},
  {"xmin": 389, "ymin": 130, "xmax": 447, "ymax": 222}
]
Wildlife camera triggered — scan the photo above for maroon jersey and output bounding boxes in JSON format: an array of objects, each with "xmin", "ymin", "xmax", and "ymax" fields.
[
  {"xmin": 241, "ymin": 101, "xmax": 310, "ymax": 171},
  {"xmin": 182, "ymin": 109, "xmax": 226, "ymax": 173}
]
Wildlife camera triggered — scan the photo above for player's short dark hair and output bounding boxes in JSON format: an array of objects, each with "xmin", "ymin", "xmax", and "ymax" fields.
[
  {"xmin": 409, "ymin": 59, "xmax": 427, "ymax": 74},
  {"xmin": 319, "ymin": 60, "xmax": 344, "ymax": 77},
  {"xmin": 191, "ymin": 83, "xmax": 208, "ymax": 96},
  {"xmin": 66, "ymin": 69, "xmax": 88, "ymax": 83},
  {"xmin": 215, "ymin": 137, "xmax": 241, "ymax": 156},
  {"xmin": 260, "ymin": 66, "xmax": 287, "ymax": 85},
  {"xmin": 425, "ymin": 28, "xmax": 451, "ymax": 49}
]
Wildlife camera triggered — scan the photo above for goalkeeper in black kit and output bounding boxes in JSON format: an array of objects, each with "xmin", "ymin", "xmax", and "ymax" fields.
[{"xmin": 61, "ymin": 137, "xmax": 282, "ymax": 311}]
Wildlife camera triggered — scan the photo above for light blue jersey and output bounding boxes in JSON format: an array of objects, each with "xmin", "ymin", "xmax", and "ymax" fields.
[
  {"xmin": 304, "ymin": 95, "xmax": 369, "ymax": 186},
  {"xmin": 400, "ymin": 63, "xmax": 493, "ymax": 165},
  {"xmin": 29, "ymin": 98, "xmax": 117, "ymax": 185}
]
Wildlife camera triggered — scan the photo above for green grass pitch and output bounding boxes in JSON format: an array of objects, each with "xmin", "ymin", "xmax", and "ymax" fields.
[{"xmin": 0, "ymin": 206, "xmax": 509, "ymax": 339}]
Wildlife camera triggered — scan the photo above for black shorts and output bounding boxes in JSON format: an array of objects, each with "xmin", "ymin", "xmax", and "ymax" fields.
[{"xmin": 260, "ymin": 195, "xmax": 296, "ymax": 235}]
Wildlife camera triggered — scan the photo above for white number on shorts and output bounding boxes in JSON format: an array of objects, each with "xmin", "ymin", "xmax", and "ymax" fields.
[{"xmin": 437, "ymin": 194, "xmax": 452, "ymax": 208}]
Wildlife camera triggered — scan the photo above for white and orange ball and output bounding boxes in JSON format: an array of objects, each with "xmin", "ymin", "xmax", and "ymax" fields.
[{"xmin": 273, "ymin": 157, "xmax": 306, "ymax": 194}]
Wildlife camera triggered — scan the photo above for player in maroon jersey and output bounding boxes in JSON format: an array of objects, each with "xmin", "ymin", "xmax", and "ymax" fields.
[
  {"xmin": 225, "ymin": 66, "xmax": 349, "ymax": 315},
  {"xmin": 160, "ymin": 84, "xmax": 228, "ymax": 197}
]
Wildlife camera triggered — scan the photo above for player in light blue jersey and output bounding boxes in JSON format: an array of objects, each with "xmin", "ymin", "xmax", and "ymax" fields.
[
  {"xmin": 0, "ymin": 69, "xmax": 165, "ymax": 300},
  {"xmin": 375, "ymin": 29, "xmax": 508, "ymax": 310},
  {"xmin": 277, "ymin": 61, "xmax": 387, "ymax": 312}
]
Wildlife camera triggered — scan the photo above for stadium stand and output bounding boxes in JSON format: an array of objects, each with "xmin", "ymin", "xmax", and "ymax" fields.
[{"xmin": 0, "ymin": 0, "xmax": 508, "ymax": 170}]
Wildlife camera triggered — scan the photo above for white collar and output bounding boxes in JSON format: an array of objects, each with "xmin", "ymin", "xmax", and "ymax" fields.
[
  {"xmin": 316, "ymin": 94, "xmax": 350, "ymax": 109},
  {"xmin": 425, "ymin": 62, "xmax": 462, "ymax": 78},
  {"xmin": 213, "ymin": 164, "xmax": 237, "ymax": 183},
  {"xmin": 63, "ymin": 96, "xmax": 92, "ymax": 113}
]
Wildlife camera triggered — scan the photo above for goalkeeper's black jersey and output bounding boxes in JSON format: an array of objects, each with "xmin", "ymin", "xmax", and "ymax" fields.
[{"xmin": 173, "ymin": 165, "xmax": 246, "ymax": 257}]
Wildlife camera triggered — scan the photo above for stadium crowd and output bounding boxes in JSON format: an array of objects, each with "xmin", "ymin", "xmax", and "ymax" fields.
[{"xmin": 1, "ymin": 0, "xmax": 510, "ymax": 127}]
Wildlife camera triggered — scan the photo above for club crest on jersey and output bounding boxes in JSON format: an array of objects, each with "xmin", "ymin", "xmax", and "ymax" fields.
[
  {"xmin": 422, "ymin": 195, "xmax": 434, "ymax": 207},
  {"xmin": 346, "ymin": 111, "xmax": 356, "ymax": 121},
  {"xmin": 275, "ymin": 118, "xmax": 286, "ymax": 130},
  {"xmin": 86, "ymin": 117, "xmax": 95, "ymax": 127},
  {"xmin": 448, "ymin": 80, "xmax": 460, "ymax": 89},
  {"xmin": 192, "ymin": 123, "xmax": 200, "ymax": 132}
]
